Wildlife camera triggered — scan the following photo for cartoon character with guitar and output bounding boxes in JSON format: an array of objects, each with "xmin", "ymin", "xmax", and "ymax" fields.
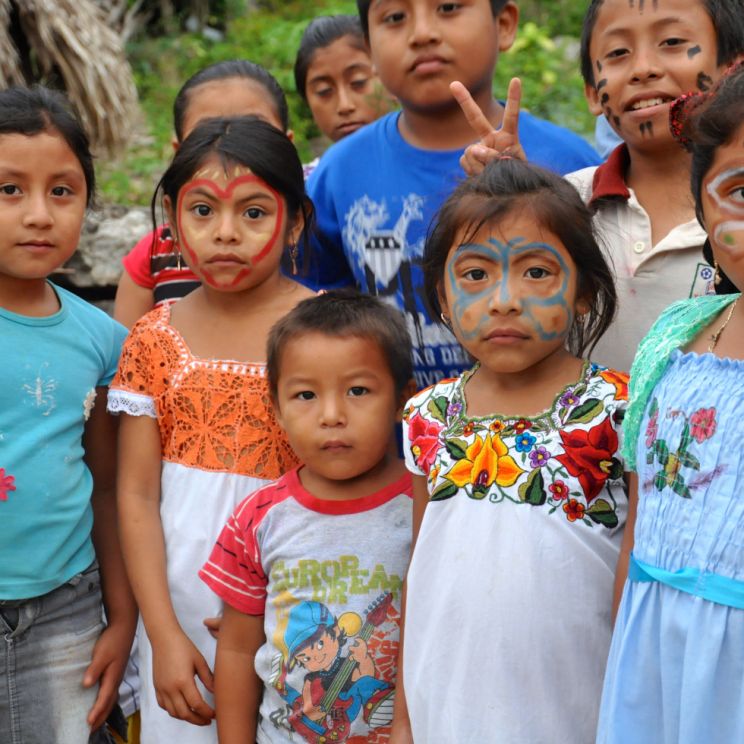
[{"xmin": 273, "ymin": 594, "xmax": 395, "ymax": 743}]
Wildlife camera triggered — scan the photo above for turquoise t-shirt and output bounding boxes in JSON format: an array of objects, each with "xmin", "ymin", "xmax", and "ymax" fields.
[{"xmin": 0, "ymin": 283, "xmax": 127, "ymax": 599}]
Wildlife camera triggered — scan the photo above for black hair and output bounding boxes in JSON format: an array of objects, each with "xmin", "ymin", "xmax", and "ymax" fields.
[
  {"xmin": 424, "ymin": 158, "xmax": 617, "ymax": 357},
  {"xmin": 153, "ymin": 115, "xmax": 312, "ymax": 264},
  {"xmin": 172, "ymin": 60, "xmax": 289, "ymax": 141},
  {"xmin": 580, "ymin": 0, "xmax": 744, "ymax": 86},
  {"xmin": 294, "ymin": 15, "xmax": 367, "ymax": 102},
  {"xmin": 356, "ymin": 0, "xmax": 509, "ymax": 37},
  {"xmin": 267, "ymin": 289, "xmax": 413, "ymax": 399},
  {"xmin": 0, "ymin": 85, "xmax": 95, "ymax": 206},
  {"xmin": 686, "ymin": 63, "xmax": 744, "ymax": 293}
]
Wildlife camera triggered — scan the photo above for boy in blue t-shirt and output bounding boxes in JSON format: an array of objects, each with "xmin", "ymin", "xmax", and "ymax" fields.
[{"xmin": 307, "ymin": 0, "xmax": 600, "ymax": 389}]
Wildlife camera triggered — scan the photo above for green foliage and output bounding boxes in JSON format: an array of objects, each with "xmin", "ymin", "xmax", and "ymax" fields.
[{"xmin": 98, "ymin": 1, "xmax": 594, "ymax": 205}]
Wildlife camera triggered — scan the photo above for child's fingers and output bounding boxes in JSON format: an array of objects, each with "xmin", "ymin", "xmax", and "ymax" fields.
[
  {"xmin": 194, "ymin": 652, "xmax": 215, "ymax": 693},
  {"xmin": 181, "ymin": 683, "xmax": 216, "ymax": 723},
  {"xmin": 450, "ymin": 81, "xmax": 495, "ymax": 140},
  {"xmin": 86, "ymin": 661, "xmax": 119, "ymax": 730},
  {"xmin": 500, "ymin": 77, "xmax": 522, "ymax": 136},
  {"xmin": 460, "ymin": 144, "xmax": 501, "ymax": 177},
  {"xmin": 203, "ymin": 615, "xmax": 221, "ymax": 639}
]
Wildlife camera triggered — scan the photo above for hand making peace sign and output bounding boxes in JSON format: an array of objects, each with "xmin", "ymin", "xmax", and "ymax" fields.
[{"xmin": 451, "ymin": 77, "xmax": 526, "ymax": 177}]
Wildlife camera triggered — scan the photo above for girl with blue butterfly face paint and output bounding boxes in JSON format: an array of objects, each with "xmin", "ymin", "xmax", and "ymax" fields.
[{"xmin": 392, "ymin": 158, "xmax": 629, "ymax": 743}]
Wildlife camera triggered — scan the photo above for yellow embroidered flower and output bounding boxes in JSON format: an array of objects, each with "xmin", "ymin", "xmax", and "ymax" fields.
[{"xmin": 445, "ymin": 434, "xmax": 524, "ymax": 489}]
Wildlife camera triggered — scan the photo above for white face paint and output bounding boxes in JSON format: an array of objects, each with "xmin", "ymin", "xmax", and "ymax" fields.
[{"xmin": 705, "ymin": 167, "xmax": 744, "ymax": 254}]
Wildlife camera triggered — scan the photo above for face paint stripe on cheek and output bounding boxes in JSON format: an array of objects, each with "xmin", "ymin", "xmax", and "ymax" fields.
[
  {"xmin": 706, "ymin": 168, "xmax": 744, "ymax": 215},
  {"xmin": 714, "ymin": 221, "xmax": 744, "ymax": 251}
]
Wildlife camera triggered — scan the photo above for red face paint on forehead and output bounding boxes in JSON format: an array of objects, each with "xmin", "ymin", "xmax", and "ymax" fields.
[{"xmin": 175, "ymin": 171, "xmax": 285, "ymax": 289}]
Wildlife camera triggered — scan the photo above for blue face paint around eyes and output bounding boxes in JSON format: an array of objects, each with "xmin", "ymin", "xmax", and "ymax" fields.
[{"xmin": 445, "ymin": 236, "xmax": 574, "ymax": 344}]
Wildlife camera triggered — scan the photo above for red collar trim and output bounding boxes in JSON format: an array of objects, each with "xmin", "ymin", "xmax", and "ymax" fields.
[{"xmin": 590, "ymin": 144, "xmax": 631, "ymax": 206}]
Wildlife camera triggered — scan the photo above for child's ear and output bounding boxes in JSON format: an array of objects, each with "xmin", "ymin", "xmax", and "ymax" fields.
[
  {"xmin": 496, "ymin": 2, "xmax": 519, "ymax": 53},
  {"xmin": 163, "ymin": 195, "xmax": 177, "ymax": 241},
  {"xmin": 584, "ymin": 81, "xmax": 604, "ymax": 117},
  {"xmin": 575, "ymin": 297, "xmax": 591, "ymax": 318},
  {"xmin": 286, "ymin": 129, "xmax": 295, "ymax": 143},
  {"xmin": 396, "ymin": 378, "xmax": 418, "ymax": 421}
]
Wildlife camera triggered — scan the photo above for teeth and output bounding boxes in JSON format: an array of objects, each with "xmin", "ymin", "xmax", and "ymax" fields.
[{"xmin": 631, "ymin": 97, "xmax": 666, "ymax": 110}]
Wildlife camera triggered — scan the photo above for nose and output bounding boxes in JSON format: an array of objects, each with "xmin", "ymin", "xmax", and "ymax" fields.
[
  {"xmin": 487, "ymin": 274, "xmax": 522, "ymax": 315},
  {"xmin": 337, "ymin": 86, "xmax": 356, "ymax": 115},
  {"xmin": 319, "ymin": 394, "xmax": 346, "ymax": 427},
  {"xmin": 409, "ymin": 8, "xmax": 440, "ymax": 47},
  {"xmin": 214, "ymin": 212, "xmax": 240, "ymax": 244},
  {"xmin": 22, "ymin": 192, "xmax": 53, "ymax": 229},
  {"xmin": 630, "ymin": 46, "xmax": 662, "ymax": 83}
]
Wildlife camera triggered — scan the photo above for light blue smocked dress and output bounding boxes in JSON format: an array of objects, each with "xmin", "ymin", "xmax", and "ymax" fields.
[{"xmin": 597, "ymin": 295, "xmax": 744, "ymax": 743}]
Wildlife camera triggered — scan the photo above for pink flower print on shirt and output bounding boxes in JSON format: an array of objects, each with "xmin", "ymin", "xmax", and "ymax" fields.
[
  {"xmin": 0, "ymin": 468, "xmax": 16, "ymax": 501},
  {"xmin": 408, "ymin": 413, "xmax": 444, "ymax": 472},
  {"xmin": 689, "ymin": 407, "xmax": 717, "ymax": 444}
]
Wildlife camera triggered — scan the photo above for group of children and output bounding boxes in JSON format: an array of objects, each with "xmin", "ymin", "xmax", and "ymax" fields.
[{"xmin": 2, "ymin": 1, "xmax": 744, "ymax": 743}]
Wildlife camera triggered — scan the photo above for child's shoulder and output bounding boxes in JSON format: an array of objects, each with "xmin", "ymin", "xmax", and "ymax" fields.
[
  {"xmin": 53, "ymin": 283, "xmax": 127, "ymax": 345},
  {"xmin": 405, "ymin": 374, "xmax": 462, "ymax": 409}
]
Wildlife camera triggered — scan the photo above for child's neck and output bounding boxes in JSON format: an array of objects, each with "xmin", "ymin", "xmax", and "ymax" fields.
[
  {"xmin": 299, "ymin": 448, "xmax": 406, "ymax": 503},
  {"xmin": 398, "ymin": 94, "xmax": 504, "ymax": 151},
  {"xmin": 0, "ymin": 275, "xmax": 60, "ymax": 316},
  {"xmin": 625, "ymin": 142, "xmax": 697, "ymax": 247},
  {"xmin": 465, "ymin": 348, "xmax": 585, "ymax": 420}
]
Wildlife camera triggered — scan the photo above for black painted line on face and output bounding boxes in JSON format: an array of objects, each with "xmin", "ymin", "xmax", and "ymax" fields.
[
  {"xmin": 596, "ymin": 78, "xmax": 608, "ymax": 91},
  {"xmin": 601, "ymin": 93, "xmax": 610, "ymax": 104},
  {"xmin": 597, "ymin": 60, "xmax": 603, "ymax": 73},
  {"xmin": 697, "ymin": 72, "xmax": 713, "ymax": 92},
  {"xmin": 613, "ymin": 115, "xmax": 621, "ymax": 129},
  {"xmin": 688, "ymin": 45, "xmax": 702, "ymax": 59}
]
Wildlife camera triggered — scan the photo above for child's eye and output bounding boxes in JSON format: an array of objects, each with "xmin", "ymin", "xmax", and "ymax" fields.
[
  {"xmin": 661, "ymin": 37, "xmax": 686, "ymax": 48},
  {"xmin": 525, "ymin": 267, "xmax": 550, "ymax": 279},
  {"xmin": 350, "ymin": 78, "xmax": 370, "ymax": 91},
  {"xmin": 728, "ymin": 186, "xmax": 744, "ymax": 204},
  {"xmin": 296, "ymin": 390, "xmax": 316, "ymax": 401},
  {"xmin": 348, "ymin": 386, "xmax": 369, "ymax": 397},
  {"xmin": 439, "ymin": 2, "xmax": 462, "ymax": 13},
  {"xmin": 51, "ymin": 185, "xmax": 72, "ymax": 197},
  {"xmin": 0, "ymin": 183, "xmax": 20, "ymax": 195},
  {"xmin": 191, "ymin": 203, "xmax": 212, "ymax": 217},
  {"xmin": 314, "ymin": 87, "xmax": 333, "ymax": 99},
  {"xmin": 462, "ymin": 267, "xmax": 488, "ymax": 281},
  {"xmin": 382, "ymin": 10, "xmax": 406, "ymax": 24},
  {"xmin": 606, "ymin": 47, "xmax": 628, "ymax": 59},
  {"xmin": 244, "ymin": 206, "xmax": 265, "ymax": 219}
]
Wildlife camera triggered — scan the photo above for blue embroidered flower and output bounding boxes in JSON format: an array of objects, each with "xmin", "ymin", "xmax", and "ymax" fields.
[
  {"xmin": 515, "ymin": 432, "xmax": 536, "ymax": 452},
  {"xmin": 529, "ymin": 446, "xmax": 551, "ymax": 468}
]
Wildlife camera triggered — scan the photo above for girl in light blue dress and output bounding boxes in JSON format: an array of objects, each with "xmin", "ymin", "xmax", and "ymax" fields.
[{"xmin": 596, "ymin": 63, "xmax": 744, "ymax": 744}]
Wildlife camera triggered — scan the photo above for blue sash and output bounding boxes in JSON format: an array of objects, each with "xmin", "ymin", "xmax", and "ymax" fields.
[{"xmin": 629, "ymin": 553, "xmax": 744, "ymax": 610}]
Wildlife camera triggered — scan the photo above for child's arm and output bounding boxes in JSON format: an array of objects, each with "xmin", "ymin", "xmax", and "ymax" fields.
[
  {"xmin": 82, "ymin": 388, "xmax": 138, "ymax": 730},
  {"xmin": 452, "ymin": 77, "xmax": 525, "ymax": 177},
  {"xmin": 214, "ymin": 604, "xmax": 264, "ymax": 743},
  {"xmin": 113, "ymin": 272, "xmax": 154, "ymax": 329},
  {"xmin": 390, "ymin": 473, "xmax": 429, "ymax": 744},
  {"xmin": 612, "ymin": 472, "xmax": 638, "ymax": 622},
  {"xmin": 117, "ymin": 413, "xmax": 215, "ymax": 726}
]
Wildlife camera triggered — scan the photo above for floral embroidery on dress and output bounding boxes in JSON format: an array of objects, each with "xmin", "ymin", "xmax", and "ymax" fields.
[
  {"xmin": 403, "ymin": 364, "xmax": 628, "ymax": 528},
  {"xmin": 0, "ymin": 468, "xmax": 16, "ymax": 502},
  {"xmin": 645, "ymin": 398, "xmax": 719, "ymax": 499}
]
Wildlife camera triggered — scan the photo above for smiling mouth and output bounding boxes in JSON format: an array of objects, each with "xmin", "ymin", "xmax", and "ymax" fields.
[{"xmin": 627, "ymin": 96, "xmax": 674, "ymax": 112}]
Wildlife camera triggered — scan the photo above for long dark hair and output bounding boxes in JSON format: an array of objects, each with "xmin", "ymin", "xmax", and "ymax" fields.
[{"xmin": 424, "ymin": 159, "xmax": 617, "ymax": 356}]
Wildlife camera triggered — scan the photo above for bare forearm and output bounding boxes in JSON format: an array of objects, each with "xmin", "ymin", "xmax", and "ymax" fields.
[{"xmin": 215, "ymin": 645, "xmax": 261, "ymax": 742}]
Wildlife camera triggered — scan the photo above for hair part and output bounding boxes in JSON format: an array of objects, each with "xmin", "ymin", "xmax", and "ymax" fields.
[
  {"xmin": 424, "ymin": 159, "xmax": 617, "ymax": 357},
  {"xmin": 686, "ymin": 63, "xmax": 744, "ymax": 292},
  {"xmin": 173, "ymin": 60, "xmax": 289, "ymax": 141},
  {"xmin": 356, "ymin": 0, "xmax": 510, "ymax": 37},
  {"xmin": 267, "ymin": 290, "xmax": 413, "ymax": 400},
  {"xmin": 294, "ymin": 15, "xmax": 366, "ymax": 102},
  {"xmin": 0, "ymin": 85, "xmax": 95, "ymax": 206},
  {"xmin": 580, "ymin": 0, "xmax": 744, "ymax": 86},
  {"xmin": 152, "ymin": 115, "xmax": 313, "ymax": 264}
]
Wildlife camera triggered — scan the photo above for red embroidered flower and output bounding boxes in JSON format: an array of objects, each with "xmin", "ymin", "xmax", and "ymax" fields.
[
  {"xmin": 549, "ymin": 480, "xmax": 569, "ymax": 500},
  {"xmin": 555, "ymin": 417, "xmax": 619, "ymax": 503},
  {"xmin": 489, "ymin": 420, "xmax": 505, "ymax": 434},
  {"xmin": 514, "ymin": 419, "xmax": 532, "ymax": 433},
  {"xmin": 563, "ymin": 498, "xmax": 585, "ymax": 522},
  {"xmin": 645, "ymin": 411, "xmax": 658, "ymax": 448},
  {"xmin": 689, "ymin": 407, "xmax": 717, "ymax": 444},
  {"xmin": 463, "ymin": 421, "xmax": 475, "ymax": 437},
  {"xmin": 0, "ymin": 468, "xmax": 16, "ymax": 502},
  {"xmin": 407, "ymin": 413, "xmax": 444, "ymax": 471}
]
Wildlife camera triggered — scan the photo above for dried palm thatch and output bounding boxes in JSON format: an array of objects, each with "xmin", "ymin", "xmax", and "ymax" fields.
[{"xmin": 0, "ymin": 0, "xmax": 140, "ymax": 154}]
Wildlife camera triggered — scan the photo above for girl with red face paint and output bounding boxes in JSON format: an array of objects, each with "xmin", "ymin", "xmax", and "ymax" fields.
[{"xmin": 108, "ymin": 116, "xmax": 315, "ymax": 744}]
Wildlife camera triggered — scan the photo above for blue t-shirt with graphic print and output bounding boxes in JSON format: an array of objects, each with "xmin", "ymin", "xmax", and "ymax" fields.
[
  {"xmin": 306, "ymin": 111, "xmax": 599, "ymax": 388},
  {"xmin": 0, "ymin": 284, "xmax": 127, "ymax": 599}
]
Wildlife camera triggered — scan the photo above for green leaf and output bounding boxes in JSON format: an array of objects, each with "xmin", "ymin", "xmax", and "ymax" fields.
[
  {"xmin": 609, "ymin": 458, "xmax": 624, "ymax": 480},
  {"xmin": 653, "ymin": 439, "xmax": 669, "ymax": 463},
  {"xmin": 586, "ymin": 498, "xmax": 619, "ymax": 528},
  {"xmin": 648, "ymin": 397, "xmax": 659, "ymax": 418},
  {"xmin": 427, "ymin": 396, "xmax": 449, "ymax": 424},
  {"xmin": 518, "ymin": 468, "xmax": 546, "ymax": 505},
  {"xmin": 566, "ymin": 398, "xmax": 603, "ymax": 424},
  {"xmin": 470, "ymin": 485, "xmax": 488, "ymax": 501},
  {"xmin": 679, "ymin": 423, "xmax": 692, "ymax": 452},
  {"xmin": 444, "ymin": 438, "xmax": 468, "ymax": 460},
  {"xmin": 431, "ymin": 481, "xmax": 458, "ymax": 501},
  {"xmin": 677, "ymin": 451, "xmax": 700, "ymax": 470}
]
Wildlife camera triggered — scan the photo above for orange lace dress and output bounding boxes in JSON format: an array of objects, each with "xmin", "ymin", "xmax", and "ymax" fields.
[{"xmin": 108, "ymin": 304, "xmax": 298, "ymax": 744}]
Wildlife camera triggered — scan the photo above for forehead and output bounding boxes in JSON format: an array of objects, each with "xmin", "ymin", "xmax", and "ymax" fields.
[
  {"xmin": 590, "ymin": 0, "xmax": 713, "ymax": 40},
  {"xmin": 182, "ymin": 78, "xmax": 282, "ymax": 135},
  {"xmin": 0, "ymin": 131, "xmax": 85, "ymax": 176},
  {"xmin": 704, "ymin": 124, "xmax": 744, "ymax": 183},
  {"xmin": 280, "ymin": 332, "xmax": 391, "ymax": 375},
  {"xmin": 307, "ymin": 37, "xmax": 372, "ymax": 79}
]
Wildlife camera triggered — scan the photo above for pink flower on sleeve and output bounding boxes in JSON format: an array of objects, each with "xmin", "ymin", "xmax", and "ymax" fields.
[
  {"xmin": 689, "ymin": 408, "xmax": 717, "ymax": 443},
  {"xmin": 0, "ymin": 468, "xmax": 16, "ymax": 502},
  {"xmin": 407, "ymin": 413, "xmax": 444, "ymax": 472}
]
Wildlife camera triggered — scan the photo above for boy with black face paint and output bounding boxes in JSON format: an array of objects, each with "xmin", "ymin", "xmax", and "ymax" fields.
[
  {"xmin": 570, "ymin": 0, "xmax": 744, "ymax": 372},
  {"xmin": 305, "ymin": 0, "xmax": 600, "ymax": 390}
]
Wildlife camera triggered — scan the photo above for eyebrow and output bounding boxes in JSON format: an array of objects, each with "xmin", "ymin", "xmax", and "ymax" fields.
[
  {"xmin": 185, "ymin": 186, "xmax": 275, "ymax": 202},
  {"xmin": 601, "ymin": 16, "xmax": 687, "ymax": 38},
  {"xmin": 0, "ymin": 167, "xmax": 83, "ymax": 181},
  {"xmin": 309, "ymin": 64, "xmax": 371, "ymax": 86}
]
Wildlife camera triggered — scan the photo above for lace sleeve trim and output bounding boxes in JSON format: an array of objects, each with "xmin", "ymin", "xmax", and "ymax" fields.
[{"xmin": 107, "ymin": 389, "xmax": 157, "ymax": 418}]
